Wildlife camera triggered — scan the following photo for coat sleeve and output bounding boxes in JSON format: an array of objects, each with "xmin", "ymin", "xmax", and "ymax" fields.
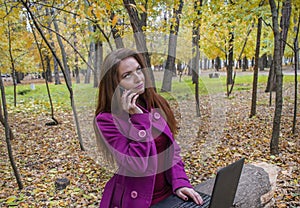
[
  {"xmin": 165, "ymin": 140, "xmax": 193, "ymax": 193},
  {"xmin": 95, "ymin": 112, "xmax": 157, "ymax": 176}
]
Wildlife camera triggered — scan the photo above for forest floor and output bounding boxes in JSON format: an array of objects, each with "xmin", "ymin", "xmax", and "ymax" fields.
[{"xmin": 0, "ymin": 69, "xmax": 299, "ymax": 207}]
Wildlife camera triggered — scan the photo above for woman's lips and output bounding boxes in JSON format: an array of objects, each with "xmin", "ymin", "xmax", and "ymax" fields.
[{"xmin": 135, "ymin": 83, "xmax": 144, "ymax": 90}]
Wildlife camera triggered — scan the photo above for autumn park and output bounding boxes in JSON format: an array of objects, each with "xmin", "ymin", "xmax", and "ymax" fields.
[{"xmin": 0, "ymin": 0, "xmax": 299, "ymax": 207}]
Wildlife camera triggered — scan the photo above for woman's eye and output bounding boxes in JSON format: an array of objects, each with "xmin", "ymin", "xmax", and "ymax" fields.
[
  {"xmin": 123, "ymin": 74, "xmax": 131, "ymax": 78},
  {"xmin": 137, "ymin": 67, "xmax": 142, "ymax": 73}
]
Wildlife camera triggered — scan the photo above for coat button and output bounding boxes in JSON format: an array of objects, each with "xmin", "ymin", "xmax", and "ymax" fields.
[
  {"xmin": 138, "ymin": 130, "xmax": 146, "ymax": 138},
  {"xmin": 131, "ymin": 190, "xmax": 138, "ymax": 199},
  {"xmin": 153, "ymin": 112, "xmax": 161, "ymax": 120}
]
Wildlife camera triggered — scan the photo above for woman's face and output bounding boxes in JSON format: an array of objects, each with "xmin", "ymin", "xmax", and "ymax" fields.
[{"xmin": 117, "ymin": 57, "xmax": 145, "ymax": 95}]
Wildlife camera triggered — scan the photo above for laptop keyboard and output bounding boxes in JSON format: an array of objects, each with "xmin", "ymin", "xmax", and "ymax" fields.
[{"xmin": 174, "ymin": 192, "xmax": 211, "ymax": 208}]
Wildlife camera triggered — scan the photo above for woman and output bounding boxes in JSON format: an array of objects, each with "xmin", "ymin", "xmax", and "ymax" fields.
[{"xmin": 94, "ymin": 48, "xmax": 203, "ymax": 208}]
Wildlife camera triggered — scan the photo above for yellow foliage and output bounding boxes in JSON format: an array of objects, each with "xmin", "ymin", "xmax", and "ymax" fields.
[{"xmin": 111, "ymin": 15, "xmax": 118, "ymax": 27}]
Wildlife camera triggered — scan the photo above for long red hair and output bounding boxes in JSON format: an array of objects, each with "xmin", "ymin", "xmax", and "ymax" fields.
[{"xmin": 94, "ymin": 48, "xmax": 177, "ymax": 164}]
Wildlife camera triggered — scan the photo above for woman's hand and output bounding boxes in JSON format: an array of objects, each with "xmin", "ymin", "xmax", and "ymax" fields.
[
  {"xmin": 175, "ymin": 187, "xmax": 203, "ymax": 205},
  {"xmin": 121, "ymin": 89, "xmax": 143, "ymax": 114}
]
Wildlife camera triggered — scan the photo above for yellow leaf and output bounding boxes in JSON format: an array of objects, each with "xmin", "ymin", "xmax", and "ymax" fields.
[
  {"xmin": 139, "ymin": 5, "xmax": 146, "ymax": 12},
  {"xmin": 6, "ymin": 196, "xmax": 16, "ymax": 203},
  {"xmin": 112, "ymin": 15, "xmax": 118, "ymax": 27}
]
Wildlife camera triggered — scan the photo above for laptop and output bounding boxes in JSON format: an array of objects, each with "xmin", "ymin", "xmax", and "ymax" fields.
[{"xmin": 151, "ymin": 158, "xmax": 245, "ymax": 208}]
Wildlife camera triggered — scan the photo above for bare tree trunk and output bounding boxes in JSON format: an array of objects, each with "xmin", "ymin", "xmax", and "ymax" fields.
[
  {"xmin": 30, "ymin": 20, "xmax": 58, "ymax": 126},
  {"xmin": 123, "ymin": 0, "xmax": 155, "ymax": 88},
  {"xmin": 111, "ymin": 11, "xmax": 124, "ymax": 49},
  {"xmin": 72, "ymin": 13, "xmax": 80, "ymax": 84},
  {"xmin": 45, "ymin": 8, "xmax": 61, "ymax": 85},
  {"xmin": 85, "ymin": 42, "xmax": 94, "ymax": 84},
  {"xmin": 53, "ymin": 57, "xmax": 61, "ymax": 85},
  {"xmin": 269, "ymin": 0, "xmax": 286, "ymax": 155},
  {"xmin": 0, "ymin": 71, "xmax": 23, "ymax": 190},
  {"xmin": 94, "ymin": 41, "xmax": 103, "ymax": 88},
  {"xmin": 161, "ymin": 0, "xmax": 184, "ymax": 92},
  {"xmin": 250, "ymin": 17, "xmax": 262, "ymax": 118},
  {"xmin": 227, "ymin": 32, "xmax": 234, "ymax": 85},
  {"xmin": 6, "ymin": 18, "xmax": 18, "ymax": 107},
  {"xmin": 292, "ymin": 13, "xmax": 299, "ymax": 134},
  {"xmin": 228, "ymin": 24, "xmax": 253, "ymax": 96},
  {"xmin": 45, "ymin": 54, "xmax": 53, "ymax": 82},
  {"xmin": 266, "ymin": 0, "xmax": 291, "ymax": 94},
  {"xmin": 192, "ymin": 0, "xmax": 202, "ymax": 117},
  {"xmin": 52, "ymin": 11, "xmax": 71, "ymax": 85},
  {"xmin": 0, "ymin": 99, "xmax": 14, "ymax": 140}
]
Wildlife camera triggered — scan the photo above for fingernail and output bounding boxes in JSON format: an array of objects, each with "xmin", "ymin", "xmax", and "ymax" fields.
[{"xmin": 184, "ymin": 197, "xmax": 188, "ymax": 201}]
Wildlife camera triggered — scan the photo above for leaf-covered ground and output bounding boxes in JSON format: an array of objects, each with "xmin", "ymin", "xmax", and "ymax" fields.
[{"xmin": 0, "ymin": 82, "xmax": 299, "ymax": 207}]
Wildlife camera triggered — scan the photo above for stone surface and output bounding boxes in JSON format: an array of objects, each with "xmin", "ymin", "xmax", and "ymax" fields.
[{"xmin": 194, "ymin": 163, "xmax": 279, "ymax": 208}]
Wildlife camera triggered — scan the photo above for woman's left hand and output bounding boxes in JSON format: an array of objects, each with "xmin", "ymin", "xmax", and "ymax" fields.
[{"xmin": 175, "ymin": 187, "xmax": 203, "ymax": 205}]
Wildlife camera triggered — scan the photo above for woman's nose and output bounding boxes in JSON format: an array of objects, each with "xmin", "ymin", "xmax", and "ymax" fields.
[{"xmin": 133, "ymin": 72, "xmax": 142, "ymax": 82}]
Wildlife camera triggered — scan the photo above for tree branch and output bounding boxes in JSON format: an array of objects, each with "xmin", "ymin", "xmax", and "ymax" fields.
[{"xmin": 36, "ymin": 20, "xmax": 94, "ymax": 72}]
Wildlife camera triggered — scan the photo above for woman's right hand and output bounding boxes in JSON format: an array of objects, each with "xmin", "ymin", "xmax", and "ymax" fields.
[
  {"xmin": 175, "ymin": 187, "xmax": 203, "ymax": 205},
  {"xmin": 121, "ymin": 89, "xmax": 143, "ymax": 114}
]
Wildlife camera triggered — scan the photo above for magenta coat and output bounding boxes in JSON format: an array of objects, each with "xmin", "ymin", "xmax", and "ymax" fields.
[{"xmin": 95, "ymin": 107, "xmax": 192, "ymax": 208}]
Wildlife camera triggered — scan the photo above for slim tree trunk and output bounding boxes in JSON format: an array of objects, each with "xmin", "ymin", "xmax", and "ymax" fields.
[
  {"xmin": 227, "ymin": 32, "xmax": 234, "ymax": 85},
  {"xmin": 85, "ymin": 42, "xmax": 94, "ymax": 84},
  {"xmin": 94, "ymin": 41, "xmax": 103, "ymax": 88},
  {"xmin": 292, "ymin": 14, "xmax": 299, "ymax": 134},
  {"xmin": 192, "ymin": 0, "xmax": 202, "ymax": 117},
  {"xmin": 52, "ymin": 11, "xmax": 71, "ymax": 85},
  {"xmin": 30, "ymin": 20, "xmax": 58, "ymax": 126},
  {"xmin": 45, "ymin": 54, "xmax": 53, "ymax": 82},
  {"xmin": 161, "ymin": 0, "xmax": 184, "ymax": 92},
  {"xmin": 269, "ymin": 0, "xmax": 285, "ymax": 155},
  {"xmin": 45, "ymin": 8, "xmax": 61, "ymax": 85},
  {"xmin": 0, "ymin": 100, "xmax": 14, "ymax": 140},
  {"xmin": 53, "ymin": 57, "xmax": 61, "ymax": 85},
  {"xmin": 6, "ymin": 18, "xmax": 18, "ymax": 107},
  {"xmin": 0, "ymin": 71, "xmax": 23, "ymax": 189},
  {"xmin": 73, "ymin": 17, "xmax": 80, "ymax": 84},
  {"xmin": 111, "ymin": 11, "xmax": 124, "ymax": 49},
  {"xmin": 250, "ymin": 17, "xmax": 262, "ymax": 118}
]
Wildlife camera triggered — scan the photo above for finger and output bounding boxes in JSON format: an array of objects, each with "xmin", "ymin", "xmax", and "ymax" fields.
[
  {"xmin": 181, "ymin": 189, "xmax": 203, "ymax": 205},
  {"xmin": 196, "ymin": 192, "xmax": 203, "ymax": 205},
  {"xmin": 131, "ymin": 93, "xmax": 139, "ymax": 105},
  {"xmin": 176, "ymin": 190, "xmax": 189, "ymax": 201},
  {"xmin": 190, "ymin": 191, "xmax": 203, "ymax": 205},
  {"xmin": 122, "ymin": 89, "xmax": 132, "ymax": 99},
  {"xmin": 127, "ymin": 92, "xmax": 137, "ymax": 106}
]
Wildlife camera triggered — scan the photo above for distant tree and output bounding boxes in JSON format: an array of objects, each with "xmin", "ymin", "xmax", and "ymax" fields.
[
  {"xmin": 250, "ymin": 16, "xmax": 263, "ymax": 118},
  {"xmin": 161, "ymin": 0, "xmax": 184, "ymax": 92},
  {"xmin": 45, "ymin": 8, "xmax": 61, "ymax": 85}
]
